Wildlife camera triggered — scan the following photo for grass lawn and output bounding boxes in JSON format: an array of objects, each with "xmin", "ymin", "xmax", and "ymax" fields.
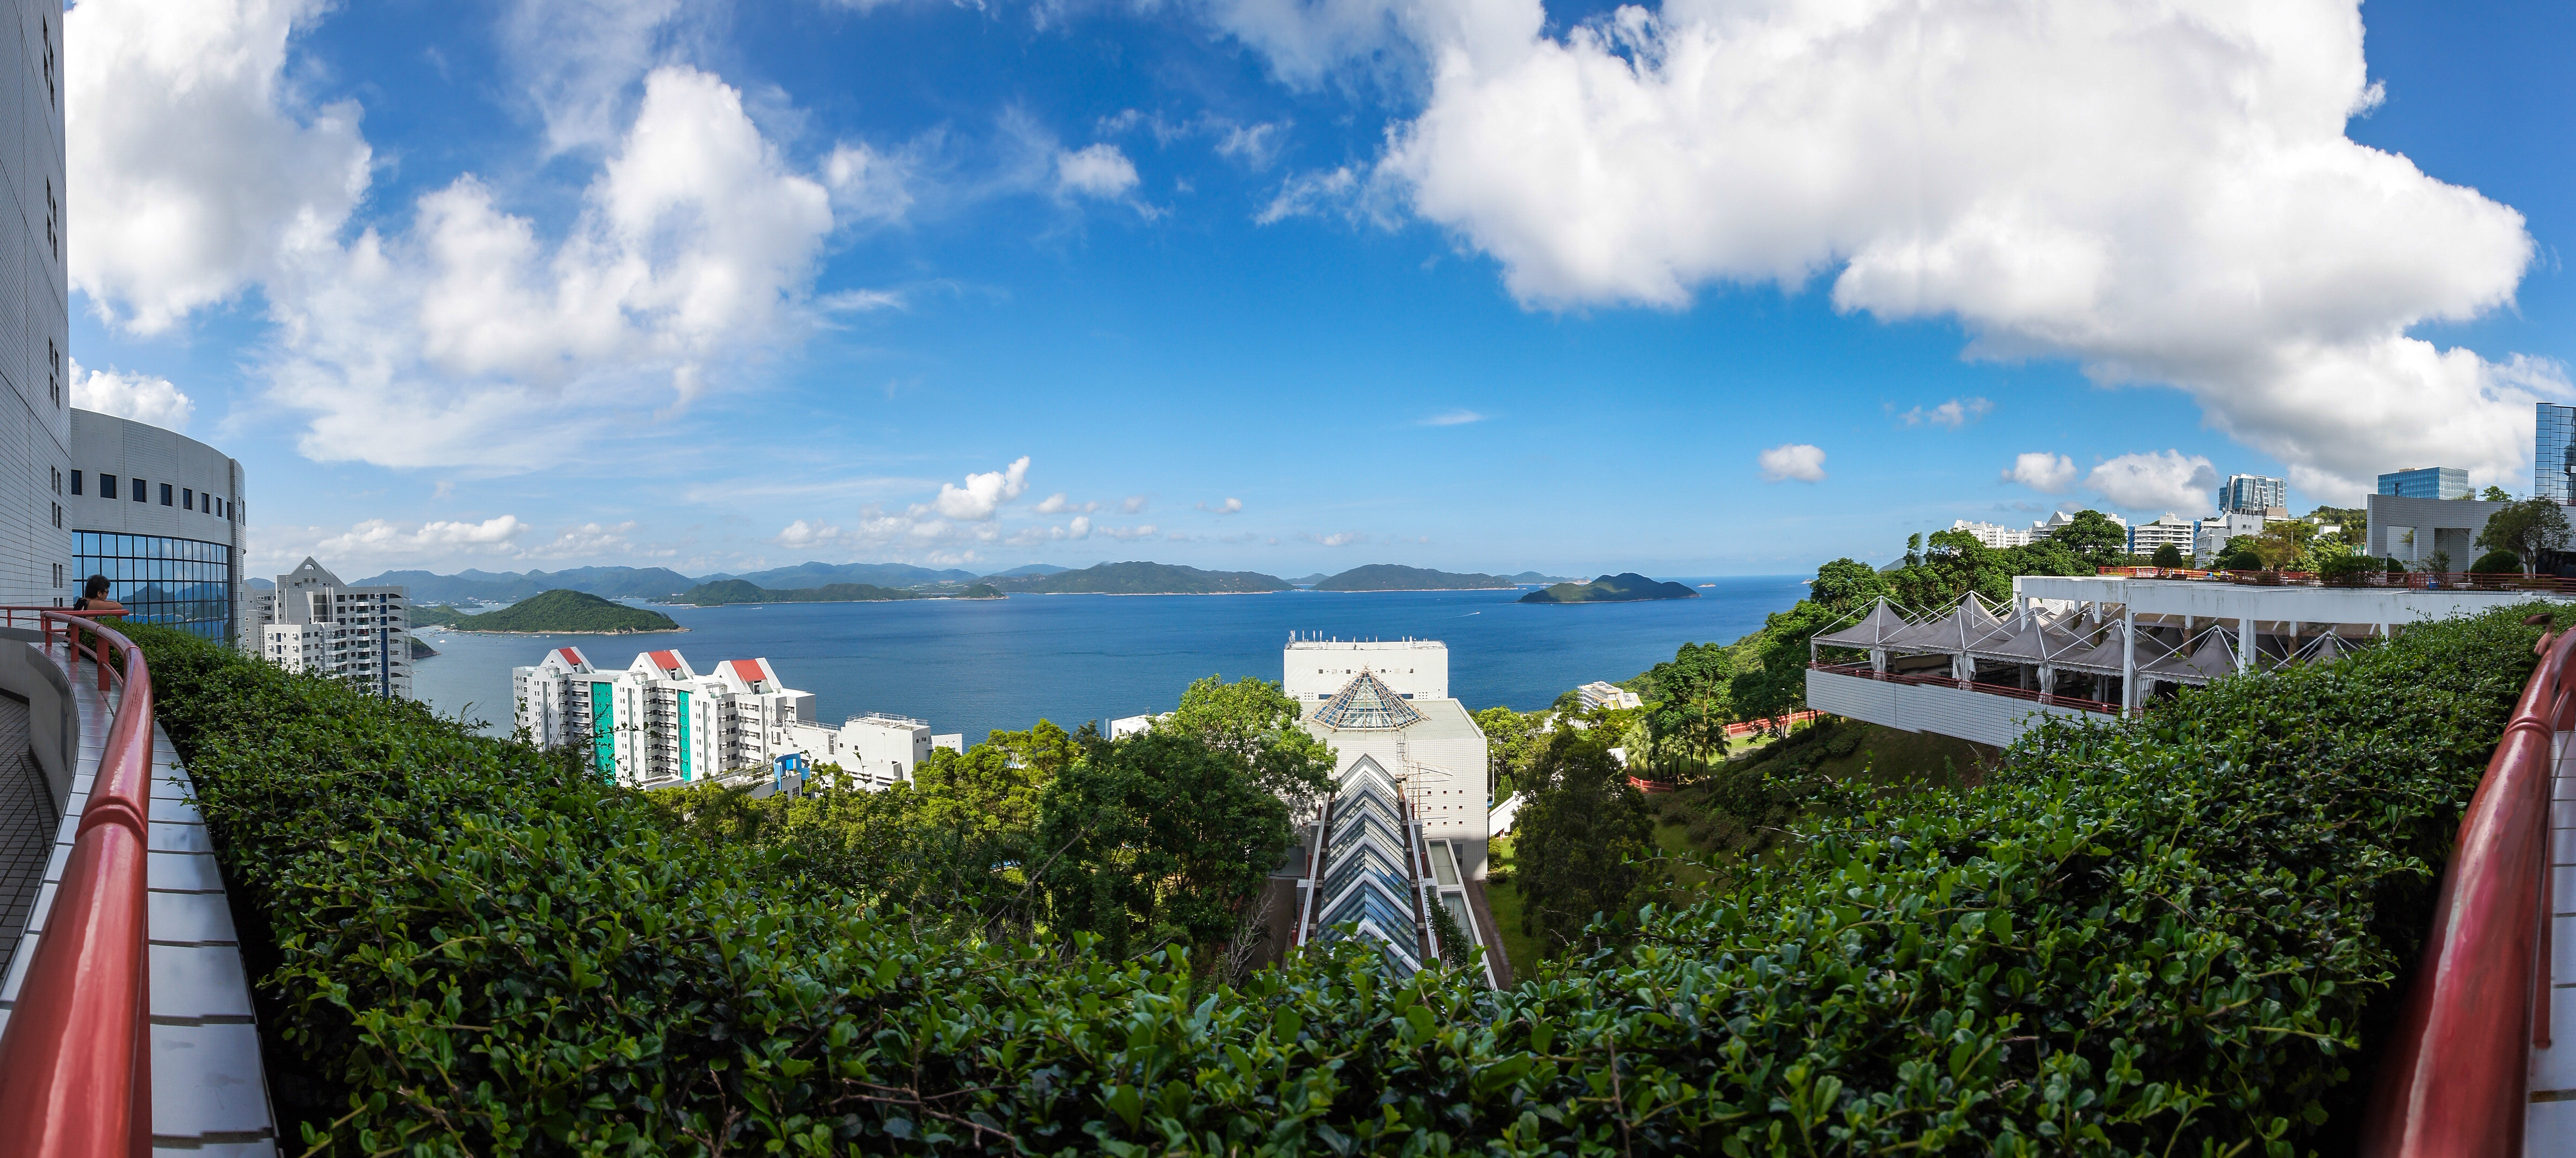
[
  {"xmin": 1480, "ymin": 838, "xmax": 1548, "ymax": 978},
  {"xmin": 1650, "ymin": 821, "xmax": 1715, "ymax": 887}
]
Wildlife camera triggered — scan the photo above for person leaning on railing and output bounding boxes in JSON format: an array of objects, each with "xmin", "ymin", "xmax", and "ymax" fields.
[{"xmin": 70, "ymin": 573, "xmax": 126, "ymax": 661}]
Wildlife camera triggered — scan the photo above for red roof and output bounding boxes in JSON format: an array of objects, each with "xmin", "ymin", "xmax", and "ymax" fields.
[
  {"xmin": 557, "ymin": 647, "xmax": 585, "ymax": 668},
  {"xmin": 648, "ymin": 650, "xmax": 680, "ymax": 672},
  {"xmin": 728, "ymin": 659, "xmax": 765, "ymax": 683}
]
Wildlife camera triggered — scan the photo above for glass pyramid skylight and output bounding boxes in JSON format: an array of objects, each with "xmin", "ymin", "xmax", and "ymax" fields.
[{"xmin": 1314, "ymin": 669, "xmax": 1422, "ymax": 730}]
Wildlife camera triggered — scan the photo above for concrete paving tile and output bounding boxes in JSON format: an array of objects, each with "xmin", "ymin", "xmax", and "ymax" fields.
[
  {"xmin": 148, "ymin": 943, "xmax": 254, "ymax": 1020},
  {"xmin": 146, "ymin": 851, "xmax": 223, "ymax": 893},
  {"xmin": 151, "ymin": 1022, "xmax": 273, "ymax": 1136},
  {"xmin": 2530, "ymin": 1096, "xmax": 2576, "ymax": 1157},
  {"xmin": 149, "ymin": 889, "xmax": 237, "ymax": 946},
  {"xmin": 147, "ymin": 822, "xmax": 212, "ymax": 855}
]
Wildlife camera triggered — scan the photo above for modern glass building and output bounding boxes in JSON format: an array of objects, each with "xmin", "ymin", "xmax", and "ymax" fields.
[
  {"xmin": 68, "ymin": 409, "xmax": 249, "ymax": 648},
  {"xmin": 2379, "ymin": 467, "xmax": 2471, "ymax": 500},
  {"xmin": 2540, "ymin": 403, "xmax": 2576, "ymax": 505},
  {"xmin": 72, "ymin": 532, "xmax": 233, "ymax": 641}
]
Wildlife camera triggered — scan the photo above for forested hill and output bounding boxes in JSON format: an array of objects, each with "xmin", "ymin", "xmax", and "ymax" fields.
[
  {"xmin": 413, "ymin": 590, "xmax": 682, "ymax": 633},
  {"xmin": 985, "ymin": 561, "xmax": 1291, "ymax": 595},
  {"xmin": 1518, "ymin": 573, "xmax": 1700, "ymax": 603},
  {"xmin": 361, "ymin": 566, "xmax": 698, "ymax": 603},
  {"xmin": 678, "ymin": 579, "xmax": 1001, "ymax": 605},
  {"xmin": 1312, "ymin": 564, "xmax": 1523, "ymax": 591}
]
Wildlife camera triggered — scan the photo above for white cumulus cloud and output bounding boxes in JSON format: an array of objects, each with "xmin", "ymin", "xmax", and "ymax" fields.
[
  {"xmin": 1302, "ymin": 531, "xmax": 1371, "ymax": 547},
  {"xmin": 69, "ymin": 359, "xmax": 194, "ymax": 432},
  {"xmin": 2002, "ymin": 452, "xmax": 2078, "ymax": 494},
  {"xmin": 1904, "ymin": 397, "xmax": 1993, "ymax": 430},
  {"xmin": 1245, "ymin": 0, "xmax": 2546, "ymax": 500},
  {"xmin": 932, "ymin": 456, "xmax": 1032, "ymax": 520},
  {"xmin": 1198, "ymin": 497, "xmax": 1245, "ymax": 515},
  {"xmin": 1757, "ymin": 443, "xmax": 1826, "ymax": 483},
  {"xmin": 2085, "ymin": 450, "xmax": 2219, "ymax": 514},
  {"xmin": 1033, "ymin": 492, "xmax": 1099, "ymax": 514},
  {"xmin": 1056, "ymin": 143, "xmax": 1140, "ymax": 199}
]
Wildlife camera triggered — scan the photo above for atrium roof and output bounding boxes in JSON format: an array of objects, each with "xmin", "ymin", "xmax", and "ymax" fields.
[{"xmin": 1313, "ymin": 669, "xmax": 1422, "ymax": 730}]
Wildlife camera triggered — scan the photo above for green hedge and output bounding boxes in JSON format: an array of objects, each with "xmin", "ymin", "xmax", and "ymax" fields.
[{"xmin": 131, "ymin": 604, "xmax": 2546, "ymax": 1155}]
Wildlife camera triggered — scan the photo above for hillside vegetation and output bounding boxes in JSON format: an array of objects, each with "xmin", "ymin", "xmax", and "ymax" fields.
[
  {"xmin": 1311, "ymin": 563, "xmax": 1523, "ymax": 590},
  {"xmin": 119, "ymin": 587, "xmax": 2557, "ymax": 1153},
  {"xmin": 1517, "ymin": 571, "xmax": 1699, "ymax": 603},
  {"xmin": 680, "ymin": 578, "xmax": 921, "ymax": 605},
  {"xmin": 986, "ymin": 560, "xmax": 1291, "ymax": 594},
  {"xmin": 413, "ymin": 589, "xmax": 680, "ymax": 633}
]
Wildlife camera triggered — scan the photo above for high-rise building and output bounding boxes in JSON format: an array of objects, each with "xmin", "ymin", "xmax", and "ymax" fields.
[
  {"xmin": 67, "ymin": 411, "xmax": 249, "ymax": 647},
  {"xmin": 0, "ymin": 0, "xmax": 69, "ymax": 610},
  {"xmin": 257, "ymin": 558, "xmax": 412, "ymax": 697},
  {"xmin": 2218, "ymin": 474, "xmax": 2288, "ymax": 515},
  {"xmin": 2539, "ymin": 403, "xmax": 2576, "ymax": 504},
  {"xmin": 2378, "ymin": 467, "xmax": 2471, "ymax": 501}
]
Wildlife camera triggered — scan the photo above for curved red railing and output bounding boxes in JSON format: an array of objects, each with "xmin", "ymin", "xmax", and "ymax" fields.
[
  {"xmin": 0, "ymin": 609, "xmax": 156, "ymax": 1158},
  {"xmin": 2360, "ymin": 618, "xmax": 2574, "ymax": 1157}
]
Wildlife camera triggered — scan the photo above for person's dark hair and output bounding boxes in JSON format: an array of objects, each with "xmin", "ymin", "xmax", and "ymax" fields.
[{"xmin": 82, "ymin": 575, "xmax": 110, "ymax": 600}]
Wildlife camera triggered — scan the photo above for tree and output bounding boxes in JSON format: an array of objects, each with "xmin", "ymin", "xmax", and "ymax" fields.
[
  {"xmin": 1474, "ymin": 706, "xmax": 1543, "ymax": 800},
  {"xmin": 2151, "ymin": 543, "xmax": 2186, "ymax": 568},
  {"xmin": 2213, "ymin": 535, "xmax": 2262, "ymax": 571},
  {"xmin": 1160, "ymin": 675, "xmax": 1335, "ymax": 802},
  {"xmin": 2478, "ymin": 497, "xmax": 2572, "ymax": 573},
  {"xmin": 1510, "ymin": 728, "xmax": 1655, "ymax": 956},
  {"xmin": 2251, "ymin": 520, "xmax": 2314, "ymax": 571},
  {"xmin": 1729, "ymin": 600, "xmax": 1841, "ymax": 729},
  {"xmin": 2048, "ymin": 510, "xmax": 2131, "ymax": 568},
  {"xmin": 1034, "ymin": 731, "xmax": 1293, "ymax": 961},
  {"xmin": 2485, "ymin": 485, "xmax": 2514, "ymax": 502},
  {"xmin": 1810, "ymin": 557, "xmax": 1889, "ymax": 615}
]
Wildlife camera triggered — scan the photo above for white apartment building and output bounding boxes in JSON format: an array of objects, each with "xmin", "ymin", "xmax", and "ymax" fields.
[
  {"xmin": 2219, "ymin": 474, "xmax": 2289, "ymax": 514},
  {"xmin": 513, "ymin": 646, "xmax": 929, "ymax": 791},
  {"xmin": 2193, "ymin": 510, "xmax": 2290, "ymax": 566},
  {"xmin": 258, "ymin": 557, "xmax": 411, "ymax": 698},
  {"xmin": 2128, "ymin": 514, "xmax": 2197, "ymax": 556},
  {"xmin": 1574, "ymin": 680, "xmax": 1642, "ymax": 711},
  {"xmin": 1950, "ymin": 520, "xmax": 2035, "ymax": 549},
  {"xmin": 1284, "ymin": 634, "xmax": 1448, "ymax": 702}
]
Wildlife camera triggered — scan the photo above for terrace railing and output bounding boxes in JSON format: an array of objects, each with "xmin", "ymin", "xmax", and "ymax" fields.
[
  {"xmin": 1808, "ymin": 661, "xmax": 2123, "ymax": 715},
  {"xmin": 0, "ymin": 608, "xmax": 158, "ymax": 1157},
  {"xmin": 2095, "ymin": 564, "xmax": 2576, "ymax": 592},
  {"xmin": 2359, "ymin": 616, "xmax": 2573, "ymax": 1157}
]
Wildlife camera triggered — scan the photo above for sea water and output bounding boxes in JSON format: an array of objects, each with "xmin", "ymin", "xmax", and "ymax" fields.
[{"xmin": 408, "ymin": 576, "xmax": 1809, "ymax": 742}]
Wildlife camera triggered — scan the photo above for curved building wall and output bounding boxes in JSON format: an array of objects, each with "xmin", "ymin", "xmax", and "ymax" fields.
[
  {"xmin": 67, "ymin": 409, "xmax": 248, "ymax": 646},
  {"xmin": 0, "ymin": 0, "xmax": 68, "ymax": 608}
]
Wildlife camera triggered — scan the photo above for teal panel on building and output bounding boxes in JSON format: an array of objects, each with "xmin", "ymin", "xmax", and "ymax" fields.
[
  {"xmin": 677, "ymin": 690, "xmax": 692, "ymax": 781},
  {"xmin": 590, "ymin": 682, "xmax": 615, "ymax": 782}
]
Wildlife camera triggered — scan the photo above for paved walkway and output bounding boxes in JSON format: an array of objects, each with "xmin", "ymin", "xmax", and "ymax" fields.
[
  {"xmin": 0, "ymin": 693, "xmax": 51, "ymax": 982},
  {"xmin": 2535, "ymin": 733, "xmax": 2576, "ymax": 1152},
  {"xmin": 0, "ymin": 640, "xmax": 276, "ymax": 1155}
]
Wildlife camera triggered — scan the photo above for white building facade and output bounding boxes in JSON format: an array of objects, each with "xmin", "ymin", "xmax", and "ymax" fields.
[
  {"xmin": 1575, "ymin": 680, "xmax": 1642, "ymax": 711},
  {"xmin": 0, "ymin": 0, "xmax": 69, "ymax": 612},
  {"xmin": 259, "ymin": 557, "xmax": 411, "ymax": 698},
  {"xmin": 2127, "ymin": 514, "xmax": 2196, "ymax": 557}
]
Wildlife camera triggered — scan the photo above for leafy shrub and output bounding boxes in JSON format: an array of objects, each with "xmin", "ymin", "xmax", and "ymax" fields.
[
  {"xmin": 2318, "ymin": 553, "xmax": 2376, "ymax": 580},
  {"xmin": 126, "ymin": 605, "xmax": 2551, "ymax": 1155},
  {"xmin": 2470, "ymin": 549, "xmax": 2521, "ymax": 574}
]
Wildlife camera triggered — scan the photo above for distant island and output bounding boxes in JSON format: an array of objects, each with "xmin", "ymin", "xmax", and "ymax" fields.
[
  {"xmin": 985, "ymin": 561, "xmax": 1292, "ymax": 595},
  {"xmin": 1310, "ymin": 564, "xmax": 1573, "ymax": 591},
  {"xmin": 678, "ymin": 579, "xmax": 1002, "ymax": 605},
  {"xmin": 1517, "ymin": 573, "xmax": 1701, "ymax": 604},
  {"xmin": 413, "ymin": 589, "xmax": 684, "ymax": 633}
]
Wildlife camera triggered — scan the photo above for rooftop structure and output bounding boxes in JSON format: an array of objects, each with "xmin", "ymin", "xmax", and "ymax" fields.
[
  {"xmin": 1284, "ymin": 635, "xmax": 1447, "ymax": 701},
  {"xmin": 68, "ymin": 409, "xmax": 249, "ymax": 647},
  {"xmin": 2128, "ymin": 513, "xmax": 2195, "ymax": 556},
  {"xmin": 1949, "ymin": 519, "xmax": 2035, "ymax": 549},
  {"xmin": 2367, "ymin": 493, "xmax": 2511, "ymax": 567},
  {"xmin": 2380, "ymin": 466, "xmax": 2471, "ymax": 501},
  {"xmin": 2540, "ymin": 402, "xmax": 2576, "ymax": 505},
  {"xmin": 1806, "ymin": 575, "xmax": 2561, "ymax": 750}
]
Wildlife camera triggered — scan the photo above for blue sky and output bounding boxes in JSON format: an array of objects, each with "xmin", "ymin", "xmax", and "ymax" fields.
[{"xmin": 63, "ymin": 0, "xmax": 2576, "ymax": 578}]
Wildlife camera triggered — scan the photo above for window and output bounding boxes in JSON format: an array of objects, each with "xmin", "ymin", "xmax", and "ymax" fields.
[
  {"xmin": 69, "ymin": 470, "xmax": 79, "ymax": 496},
  {"xmin": 160, "ymin": 483, "xmax": 172, "ymax": 506},
  {"xmin": 44, "ymin": 179, "xmax": 55, "ymax": 260},
  {"xmin": 51, "ymin": 502, "xmax": 60, "ymax": 528},
  {"xmin": 49, "ymin": 467, "xmax": 59, "ymax": 495},
  {"xmin": 39, "ymin": 16, "xmax": 53, "ymax": 106},
  {"xmin": 46, "ymin": 340, "xmax": 58, "ymax": 406},
  {"xmin": 73, "ymin": 531, "xmax": 234, "ymax": 642},
  {"xmin": 53, "ymin": 563, "xmax": 61, "ymax": 589},
  {"xmin": 183, "ymin": 488, "xmax": 193, "ymax": 509},
  {"xmin": 131, "ymin": 477, "xmax": 144, "ymax": 502}
]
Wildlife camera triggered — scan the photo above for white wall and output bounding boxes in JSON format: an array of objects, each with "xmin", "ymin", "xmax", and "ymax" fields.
[
  {"xmin": 1806, "ymin": 668, "xmax": 2111, "ymax": 749},
  {"xmin": 0, "ymin": 0, "xmax": 67, "ymax": 611},
  {"xmin": 1283, "ymin": 640, "xmax": 1449, "ymax": 702}
]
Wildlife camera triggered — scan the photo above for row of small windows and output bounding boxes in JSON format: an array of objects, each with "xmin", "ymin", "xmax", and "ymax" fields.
[{"xmin": 67, "ymin": 471, "xmax": 237, "ymax": 519}]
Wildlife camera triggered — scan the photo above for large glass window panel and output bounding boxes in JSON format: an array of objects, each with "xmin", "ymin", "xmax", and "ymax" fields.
[{"xmin": 73, "ymin": 532, "xmax": 234, "ymax": 641}]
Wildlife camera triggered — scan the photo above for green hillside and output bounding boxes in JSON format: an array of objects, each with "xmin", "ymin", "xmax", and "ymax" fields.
[
  {"xmin": 1517, "ymin": 572, "xmax": 1701, "ymax": 603},
  {"xmin": 985, "ymin": 561, "xmax": 1291, "ymax": 595},
  {"xmin": 1312, "ymin": 563, "xmax": 1523, "ymax": 591},
  {"xmin": 428, "ymin": 589, "xmax": 682, "ymax": 633},
  {"xmin": 678, "ymin": 579, "xmax": 923, "ymax": 605}
]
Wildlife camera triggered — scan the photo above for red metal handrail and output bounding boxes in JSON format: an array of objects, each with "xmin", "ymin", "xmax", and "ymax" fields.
[
  {"xmin": 2360, "ymin": 620, "xmax": 2575, "ymax": 1157},
  {"xmin": 0, "ymin": 609, "xmax": 156, "ymax": 1158}
]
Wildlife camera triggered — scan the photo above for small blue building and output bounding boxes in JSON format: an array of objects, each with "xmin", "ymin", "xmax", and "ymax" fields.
[{"xmin": 2377, "ymin": 466, "xmax": 2469, "ymax": 500}]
